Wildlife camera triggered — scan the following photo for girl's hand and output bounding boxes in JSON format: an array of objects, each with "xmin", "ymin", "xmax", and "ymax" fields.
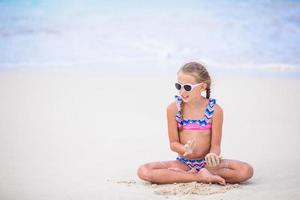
[
  {"xmin": 205, "ymin": 153, "xmax": 222, "ymax": 168},
  {"xmin": 183, "ymin": 140, "xmax": 194, "ymax": 157}
]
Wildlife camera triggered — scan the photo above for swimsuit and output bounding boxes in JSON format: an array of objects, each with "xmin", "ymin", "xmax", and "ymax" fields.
[
  {"xmin": 174, "ymin": 95, "xmax": 216, "ymax": 171},
  {"xmin": 176, "ymin": 156, "xmax": 206, "ymax": 172},
  {"xmin": 175, "ymin": 95, "xmax": 216, "ymax": 131}
]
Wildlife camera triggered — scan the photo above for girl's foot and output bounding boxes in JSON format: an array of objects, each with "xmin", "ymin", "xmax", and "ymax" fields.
[
  {"xmin": 196, "ymin": 168, "xmax": 226, "ymax": 185},
  {"xmin": 187, "ymin": 168, "xmax": 198, "ymax": 174}
]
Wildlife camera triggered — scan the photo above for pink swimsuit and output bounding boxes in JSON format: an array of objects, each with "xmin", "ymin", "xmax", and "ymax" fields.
[
  {"xmin": 174, "ymin": 95, "xmax": 216, "ymax": 171},
  {"xmin": 175, "ymin": 95, "xmax": 216, "ymax": 131},
  {"xmin": 181, "ymin": 121, "xmax": 212, "ymax": 131}
]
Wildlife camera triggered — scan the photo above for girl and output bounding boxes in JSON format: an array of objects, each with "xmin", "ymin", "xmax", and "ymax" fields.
[{"xmin": 137, "ymin": 62, "xmax": 253, "ymax": 185}]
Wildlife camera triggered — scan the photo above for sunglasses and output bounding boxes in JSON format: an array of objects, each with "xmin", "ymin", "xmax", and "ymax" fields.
[{"xmin": 175, "ymin": 82, "xmax": 202, "ymax": 92}]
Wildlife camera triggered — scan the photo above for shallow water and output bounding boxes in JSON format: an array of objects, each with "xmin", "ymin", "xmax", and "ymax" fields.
[{"xmin": 0, "ymin": 0, "xmax": 300, "ymax": 77}]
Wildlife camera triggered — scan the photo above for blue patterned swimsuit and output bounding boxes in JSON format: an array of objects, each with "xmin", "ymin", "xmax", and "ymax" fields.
[{"xmin": 174, "ymin": 95, "xmax": 217, "ymax": 172}]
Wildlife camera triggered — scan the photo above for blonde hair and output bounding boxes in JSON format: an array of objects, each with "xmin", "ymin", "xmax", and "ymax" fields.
[{"xmin": 177, "ymin": 61, "xmax": 212, "ymax": 99}]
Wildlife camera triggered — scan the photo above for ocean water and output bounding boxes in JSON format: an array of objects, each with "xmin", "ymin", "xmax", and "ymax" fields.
[{"xmin": 0, "ymin": 0, "xmax": 300, "ymax": 77}]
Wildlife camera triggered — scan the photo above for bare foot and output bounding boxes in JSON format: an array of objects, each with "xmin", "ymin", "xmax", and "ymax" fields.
[
  {"xmin": 187, "ymin": 168, "xmax": 198, "ymax": 174},
  {"xmin": 195, "ymin": 168, "xmax": 226, "ymax": 185}
]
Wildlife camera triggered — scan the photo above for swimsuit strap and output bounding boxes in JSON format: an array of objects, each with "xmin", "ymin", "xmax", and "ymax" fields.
[
  {"xmin": 174, "ymin": 95, "xmax": 216, "ymax": 126},
  {"xmin": 202, "ymin": 98, "xmax": 216, "ymax": 122},
  {"xmin": 174, "ymin": 95, "xmax": 183, "ymax": 125}
]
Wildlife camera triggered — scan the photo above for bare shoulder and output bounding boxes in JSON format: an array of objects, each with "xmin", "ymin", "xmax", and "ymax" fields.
[
  {"xmin": 167, "ymin": 101, "xmax": 177, "ymax": 115},
  {"xmin": 214, "ymin": 103, "xmax": 223, "ymax": 113},
  {"xmin": 213, "ymin": 103, "xmax": 223, "ymax": 118}
]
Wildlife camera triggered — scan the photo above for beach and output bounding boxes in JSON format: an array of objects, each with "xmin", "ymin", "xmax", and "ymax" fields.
[
  {"xmin": 0, "ymin": 70, "xmax": 299, "ymax": 199},
  {"xmin": 1, "ymin": 0, "xmax": 300, "ymax": 198}
]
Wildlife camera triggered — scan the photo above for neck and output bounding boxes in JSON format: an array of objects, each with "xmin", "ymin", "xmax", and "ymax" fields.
[{"xmin": 185, "ymin": 96, "xmax": 206, "ymax": 108}]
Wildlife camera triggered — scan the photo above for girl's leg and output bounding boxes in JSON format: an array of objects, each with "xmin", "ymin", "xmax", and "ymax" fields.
[
  {"xmin": 137, "ymin": 160, "xmax": 225, "ymax": 185},
  {"xmin": 206, "ymin": 159, "xmax": 254, "ymax": 183}
]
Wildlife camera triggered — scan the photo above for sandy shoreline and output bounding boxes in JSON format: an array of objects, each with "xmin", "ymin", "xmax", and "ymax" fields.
[
  {"xmin": 0, "ymin": 70, "xmax": 299, "ymax": 199},
  {"xmin": 111, "ymin": 178, "xmax": 242, "ymax": 196}
]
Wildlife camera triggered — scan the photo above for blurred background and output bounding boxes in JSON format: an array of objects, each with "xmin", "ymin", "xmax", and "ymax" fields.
[{"xmin": 1, "ymin": 0, "xmax": 300, "ymax": 77}]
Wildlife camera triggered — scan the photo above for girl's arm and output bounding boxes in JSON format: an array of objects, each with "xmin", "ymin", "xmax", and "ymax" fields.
[
  {"xmin": 167, "ymin": 102, "xmax": 186, "ymax": 155},
  {"xmin": 210, "ymin": 104, "xmax": 223, "ymax": 156}
]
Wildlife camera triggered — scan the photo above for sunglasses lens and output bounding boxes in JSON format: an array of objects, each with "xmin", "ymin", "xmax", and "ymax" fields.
[
  {"xmin": 183, "ymin": 85, "xmax": 192, "ymax": 91},
  {"xmin": 175, "ymin": 83, "xmax": 181, "ymax": 90}
]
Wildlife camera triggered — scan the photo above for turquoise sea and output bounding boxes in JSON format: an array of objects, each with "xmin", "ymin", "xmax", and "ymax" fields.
[{"xmin": 1, "ymin": 0, "xmax": 300, "ymax": 77}]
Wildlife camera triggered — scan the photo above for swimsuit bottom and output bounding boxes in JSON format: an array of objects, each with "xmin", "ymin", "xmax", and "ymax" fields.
[{"xmin": 176, "ymin": 156, "xmax": 206, "ymax": 172}]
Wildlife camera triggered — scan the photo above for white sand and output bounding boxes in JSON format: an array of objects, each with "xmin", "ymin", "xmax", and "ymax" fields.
[{"xmin": 0, "ymin": 70, "xmax": 300, "ymax": 199}]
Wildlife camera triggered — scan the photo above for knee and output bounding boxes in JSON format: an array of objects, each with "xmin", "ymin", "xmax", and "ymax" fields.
[
  {"xmin": 137, "ymin": 164, "xmax": 153, "ymax": 182},
  {"xmin": 238, "ymin": 163, "xmax": 254, "ymax": 182}
]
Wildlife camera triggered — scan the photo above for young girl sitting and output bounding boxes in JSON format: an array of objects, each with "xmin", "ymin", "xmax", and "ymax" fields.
[{"xmin": 137, "ymin": 62, "xmax": 254, "ymax": 185}]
